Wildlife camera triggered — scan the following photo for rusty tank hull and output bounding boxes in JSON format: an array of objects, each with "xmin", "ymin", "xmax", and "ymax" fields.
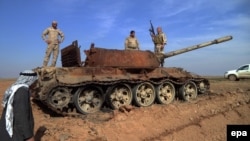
[
  {"xmin": 33, "ymin": 65, "xmax": 208, "ymax": 115},
  {"xmin": 31, "ymin": 36, "xmax": 232, "ymax": 115}
]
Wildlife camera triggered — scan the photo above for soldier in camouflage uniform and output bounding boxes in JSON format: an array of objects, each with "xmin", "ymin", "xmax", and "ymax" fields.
[
  {"xmin": 151, "ymin": 27, "xmax": 167, "ymax": 54},
  {"xmin": 125, "ymin": 30, "xmax": 140, "ymax": 50},
  {"xmin": 42, "ymin": 21, "xmax": 64, "ymax": 67},
  {"xmin": 151, "ymin": 27, "xmax": 167, "ymax": 67}
]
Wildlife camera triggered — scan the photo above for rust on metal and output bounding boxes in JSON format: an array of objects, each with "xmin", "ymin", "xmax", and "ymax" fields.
[
  {"xmin": 84, "ymin": 45, "xmax": 160, "ymax": 68},
  {"xmin": 61, "ymin": 40, "xmax": 81, "ymax": 67}
]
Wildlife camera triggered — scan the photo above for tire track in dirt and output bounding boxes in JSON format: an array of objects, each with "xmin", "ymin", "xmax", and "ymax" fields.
[{"xmin": 143, "ymin": 91, "xmax": 250, "ymax": 141}]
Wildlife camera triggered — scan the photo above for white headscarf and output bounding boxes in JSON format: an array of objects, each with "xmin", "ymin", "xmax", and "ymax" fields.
[{"xmin": 2, "ymin": 70, "xmax": 38, "ymax": 137}]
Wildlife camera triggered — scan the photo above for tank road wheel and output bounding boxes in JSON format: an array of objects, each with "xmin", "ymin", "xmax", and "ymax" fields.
[
  {"xmin": 179, "ymin": 81, "xmax": 198, "ymax": 101},
  {"xmin": 133, "ymin": 82, "xmax": 156, "ymax": 107},
  {"xmin": 156, "ymin": 81, "xmax": 175, "ymax": 104},
  {"xmin": 107, "ymin": 84, "xmax": 133, "ymax": 109},
  {"xmin": 73, "ymin": 86, "xmax": 104, "ymax": 114},
  {"xmin": 47, "ymin": 87, "xmax": 71, "ymax": 111}
]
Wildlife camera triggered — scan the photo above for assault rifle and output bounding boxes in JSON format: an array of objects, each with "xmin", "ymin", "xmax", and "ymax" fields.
[{"xmin": 149, "ymin": 20, "xmax": 155, "ymax": 36}]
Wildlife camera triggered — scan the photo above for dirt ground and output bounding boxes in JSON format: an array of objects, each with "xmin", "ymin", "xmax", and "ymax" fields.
[{"xmin": 0, "ymin": 78, "xmax": 250, "ymax": 141}]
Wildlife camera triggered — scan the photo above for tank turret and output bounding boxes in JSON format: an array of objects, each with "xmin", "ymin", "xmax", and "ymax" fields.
[{"xmin": 79, "ymin": 36, "xmax": 233, "ymax": 68}]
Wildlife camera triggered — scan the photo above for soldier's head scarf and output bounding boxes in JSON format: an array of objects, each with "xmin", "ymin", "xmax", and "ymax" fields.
[
  {"xmin": 2, "ymin": 70, "xmax": 38, "ymax": 137},
  {"xmin": 52, "ymin": 20, "xmax": 57, "ymax": 24},
  {"xmin": 52, "ymin": 20, "xmax": 58, "ymax": 28}
]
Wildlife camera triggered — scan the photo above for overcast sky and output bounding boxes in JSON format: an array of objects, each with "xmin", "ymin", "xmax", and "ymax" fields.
[{"xmin": 0, "ymin": 0, "xmax": 249, "ymax": 78}]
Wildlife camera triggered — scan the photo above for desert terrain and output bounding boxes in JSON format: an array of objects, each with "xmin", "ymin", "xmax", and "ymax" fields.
[{"xmin": 0, "ymin": 77, "xmax": 249, "ymax": 141}]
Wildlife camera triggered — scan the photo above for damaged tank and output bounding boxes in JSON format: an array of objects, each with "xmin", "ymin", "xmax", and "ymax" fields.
[{"xmin": 31, "ymin": 36, "xmax": 233, "ymax": 115}]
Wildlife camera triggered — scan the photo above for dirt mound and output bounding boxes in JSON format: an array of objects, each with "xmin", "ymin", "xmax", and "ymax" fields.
[{"xmin": 0, "ymin": 78, "xmax": 249, "ymax": 141}]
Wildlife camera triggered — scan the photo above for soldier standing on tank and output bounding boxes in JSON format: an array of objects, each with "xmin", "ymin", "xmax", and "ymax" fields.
[
  {"xmin": 151, "ymin": 26, "xmax": 167, "ymax": 67},
  {"xmin": 125, "ymin": 30, "xmax": 140, "ymax": 50},
  {"xmin": 151, "ymin": 26, "xmax": 167, "ymax": 54},
  {"xmin": 42, "ymin": 21, "xmax": 64, "ymax": 67}
]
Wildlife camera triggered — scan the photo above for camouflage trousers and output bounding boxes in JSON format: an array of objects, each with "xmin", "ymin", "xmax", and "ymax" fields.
[
  {"xmin": 155, "ymin": 44, "xmax": 165, "ymax": 67},
  {"xmin": 43, "ymin": 44, "xmax": 59, "ymax": 67},
  {"xmin": 154, "ymin": 44, "xmax": 164, "ymax": 54}
]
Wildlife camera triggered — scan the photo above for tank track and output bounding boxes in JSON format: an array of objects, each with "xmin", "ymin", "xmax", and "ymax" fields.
[{"xmin": 40, "ymin": 77, "xmax": 209, "ymax": 117}]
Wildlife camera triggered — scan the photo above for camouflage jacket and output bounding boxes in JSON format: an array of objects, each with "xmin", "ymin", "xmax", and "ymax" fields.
[
  {"xmin": 42, "ymin": 27, "xmax": 64, "ymax": 44},
  {"xmin": 153, "ymin": 32, "xmax": 167, "ymax": 45},
  {"xmin": 125, "ymin": 36, "xmax": 139, "ymax": 50}
]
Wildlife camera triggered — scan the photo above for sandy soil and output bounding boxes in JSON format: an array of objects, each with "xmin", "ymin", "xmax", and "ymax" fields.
[{"xmin": 0, "ymin": 78, "xmax": 250, "ymax": 141}]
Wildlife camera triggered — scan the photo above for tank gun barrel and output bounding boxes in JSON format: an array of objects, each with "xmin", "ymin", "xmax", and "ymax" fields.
[{"xmin": 163, "ymin": 35, "xmax": 233, "ymax": 58}]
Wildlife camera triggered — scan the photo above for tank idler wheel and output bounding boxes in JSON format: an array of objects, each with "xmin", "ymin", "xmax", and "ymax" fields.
[
  {"xmin": 179, "ymin": 81, "xmax": 198, "ymax": 101},
  {"xmin": 133, "ymin": 82, "xmax": 156, "ymax": 107},
  {"xmin": 107, "ymin": 84, "xmax": 133, "ymax": 109},
  {"xmin": 47, "ymin": 87, "xmax": 71, "ymax": 110},
  {"xmin": 197, "ymin": 81, "xmax": 209, "ymax": 94},
  {"xmin": 156, "ymin": 81, "xmax": 175, "ymax": 104},
  {"xmin": 73, "ymin": 86, "xmax": 104, "ymax": 114}
]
